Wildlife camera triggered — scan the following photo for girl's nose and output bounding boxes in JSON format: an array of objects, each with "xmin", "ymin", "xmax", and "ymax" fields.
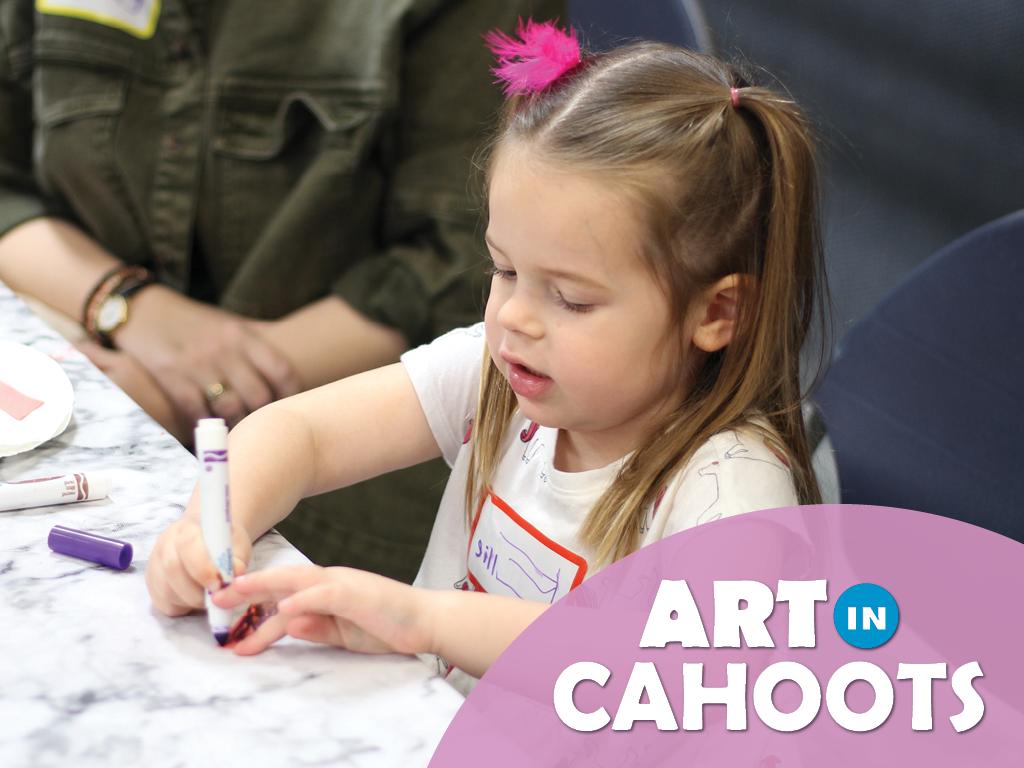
[{"xmin": 496, "ymin": 287, "xmax": 544, "ymax": 338}]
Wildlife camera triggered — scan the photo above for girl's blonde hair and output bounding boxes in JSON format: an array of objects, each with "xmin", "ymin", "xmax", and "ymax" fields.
[{"xmin": 466, "ymin": 43, "xmax": 826, "ymax": 566}]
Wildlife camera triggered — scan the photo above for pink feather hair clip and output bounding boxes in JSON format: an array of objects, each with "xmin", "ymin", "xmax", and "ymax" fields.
[{"xmin": 484, "ymin": 19, "xmax": 582, "ymax": 96}]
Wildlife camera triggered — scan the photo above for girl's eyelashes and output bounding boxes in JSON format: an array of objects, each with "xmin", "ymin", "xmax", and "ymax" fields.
[
  {"xmin": 487, "ymin": 265, "xmax": 516, "ymax": 280},
  {"xmin": 488, "ymin": 262, "xmax": 592, "ymax": 313},
  {"xmin": 555, "ymin": 291, "xmax": 593, "ymax": 314}
]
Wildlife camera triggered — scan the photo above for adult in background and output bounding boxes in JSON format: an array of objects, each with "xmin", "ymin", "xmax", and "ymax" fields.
[{"xmin": 0, "ymin": 0, "xmax": 562, "ymax": 581}]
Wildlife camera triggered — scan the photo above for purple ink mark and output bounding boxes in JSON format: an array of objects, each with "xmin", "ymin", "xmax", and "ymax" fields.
[{"xmin": 494, "ymin": 532, "xmax": 561, "ymax": 603}]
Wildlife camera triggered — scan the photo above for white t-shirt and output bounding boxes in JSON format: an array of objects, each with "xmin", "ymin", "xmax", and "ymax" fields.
[{"xmin": 400, "ymin": 324, "xmax": 798, "ymax": 692}]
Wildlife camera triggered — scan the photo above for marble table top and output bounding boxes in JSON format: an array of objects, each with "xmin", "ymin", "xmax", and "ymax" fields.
[{"xmin": 0, "ymin": 283, "xmax": 463, "ymax": 767}]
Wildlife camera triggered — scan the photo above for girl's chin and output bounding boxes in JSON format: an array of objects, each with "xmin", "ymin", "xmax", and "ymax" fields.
[{"xmin": 513, "ymin": 398, "xmax": 559, "ymax": 428}]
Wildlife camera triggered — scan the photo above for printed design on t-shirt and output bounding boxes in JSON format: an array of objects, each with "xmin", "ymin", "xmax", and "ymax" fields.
[
  {"xmin": 694, "ymin": 435, "xmax": 790, "ymax": 524},
  {"xmin": 724, "ymin": 438, "xmax": 790, "ymax": 472},
  {"xmin": 522, "ymin": 440, "xmax": 544, "ymax": 465},
  {"xmin": 462, "ymin": 418, "xmax": 473, "ymax": 444},
  {"xmin": 695, "ymin": 454, "xmax": 728, "ymax": 524},
  {"xmin": 520, "ymin": 421, "xmax": 539, "ymax": 442},
  {"xmin": 426, "ymin": 654, "xmax": 453, "ymax": 678},
  {"xmin": 453, "ymin": 575, "xmax": 476, "ymax": 592},
  {"xmin": 521, "ymin": 425, "xmax": 544, "ymax": 467},
  {"xmin": 467, "ymin": 491, "xmax": 587, "ymax": 603},
  {"xmin": 638, "ymin": 486, "xmax": 667, "ymax": 535},
  {"xmin": 618, "ymin": 564, "xmax": 663, "ymax": 610}
]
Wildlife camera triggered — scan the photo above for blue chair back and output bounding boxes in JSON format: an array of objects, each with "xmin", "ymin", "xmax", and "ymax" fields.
[
  {"xmin": 568, "ymin": 0, "xmax": 713, "ymax": 53},
  {"xmin": 815, "ymin": 210, "xmax": 1024, "ymax": 541}
]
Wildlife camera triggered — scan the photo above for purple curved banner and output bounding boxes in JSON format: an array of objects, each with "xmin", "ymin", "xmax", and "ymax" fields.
[{"xmin": 431, "ymin": 504, "xmax": 1023, "ymax": 767}]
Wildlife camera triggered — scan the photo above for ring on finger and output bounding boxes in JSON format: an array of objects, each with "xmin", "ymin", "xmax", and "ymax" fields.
[{"xmin": 203, "ymin": 381, "xmax": 232, "ymax": 407}]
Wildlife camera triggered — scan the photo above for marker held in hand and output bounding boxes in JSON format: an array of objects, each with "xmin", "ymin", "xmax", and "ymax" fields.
[{"xmin": 196, "ymin": 418, "xmax": 234, "ymax": 646}]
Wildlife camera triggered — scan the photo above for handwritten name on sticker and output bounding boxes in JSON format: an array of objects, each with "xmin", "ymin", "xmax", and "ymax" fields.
[{"xmin": 468, "ymin": 492, "xmax": 587, "ymax": 603}]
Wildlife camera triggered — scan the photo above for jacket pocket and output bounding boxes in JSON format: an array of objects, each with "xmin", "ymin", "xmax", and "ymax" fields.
[
  {"xmin": 34, "ymin": 63, "xmax": 127, "ymax": 126},
  {"xmin": 212, "ymin": 90, "xmax": 374, "ymax": 161}
]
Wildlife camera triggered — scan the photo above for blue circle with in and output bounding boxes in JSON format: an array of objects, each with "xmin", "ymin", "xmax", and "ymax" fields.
[{"xmin": 833, "ymin": 583, "xmax": 899, "ymax": 649}]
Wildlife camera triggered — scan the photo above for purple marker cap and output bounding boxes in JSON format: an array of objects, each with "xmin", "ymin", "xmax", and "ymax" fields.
[{"xmin": 48, "ymin": 525, "xmax": 133, "ymax": 570}]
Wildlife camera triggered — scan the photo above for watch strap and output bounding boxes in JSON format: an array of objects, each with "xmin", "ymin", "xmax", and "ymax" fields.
[{"xmin": 83, "ymin": 265, "xmax": 155, "ymax": 348}]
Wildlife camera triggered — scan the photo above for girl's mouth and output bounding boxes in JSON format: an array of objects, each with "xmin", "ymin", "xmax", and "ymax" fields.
[{"xmin": 506, "ymin": 362, "xmax": 554, "ymax": 399}]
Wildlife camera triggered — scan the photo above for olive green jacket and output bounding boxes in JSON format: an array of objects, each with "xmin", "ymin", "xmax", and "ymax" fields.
[{"xmin": 0, "ymin": 0, "xmax": 561, "ymax": 343}]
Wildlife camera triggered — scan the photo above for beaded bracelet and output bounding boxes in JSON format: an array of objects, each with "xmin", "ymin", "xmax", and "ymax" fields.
[{"xmin": 82, "ymin": 265, "xmax": 155, "ymax": 347}]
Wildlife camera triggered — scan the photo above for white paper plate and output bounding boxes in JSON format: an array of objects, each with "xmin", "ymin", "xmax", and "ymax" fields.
[{"xmin": 0, "ymin": 341, "xmax": 75, "ymax": 457}]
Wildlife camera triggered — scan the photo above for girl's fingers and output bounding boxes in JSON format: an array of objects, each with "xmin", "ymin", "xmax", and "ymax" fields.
[
  {"xmin": 283, "ymin": 614, "xmax": 340, "ymax": 646},
  {"xmin": 278, "ymin": 587, "xmax": 398, "ymax": 655},
  {"xmin": 228, "ymin": 606, "xmax": 290, "ymax": 656},
  {"xmin": 279, "ymin": 574, "xmax": 426, "ymax": 655},
  {"xmin": 210, "ymin": 566, "xmax": 427, "ymax": 657},
  {"xmin": 216, "ymin": 565, "xmax": 329, "ymax": 605}
]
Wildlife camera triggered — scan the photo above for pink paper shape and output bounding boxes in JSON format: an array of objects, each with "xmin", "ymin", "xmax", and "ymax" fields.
[{"xmin": 0, "ymin": 378, "xmax": 44, "ymax": 420}]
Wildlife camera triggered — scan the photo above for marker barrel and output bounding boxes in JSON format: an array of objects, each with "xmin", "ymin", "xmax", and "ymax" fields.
[
  {"xmin": 0, "ymin": 472, "xmax": 112, "ymax": 512},
  {"xmin": 195, "ymin": 418, "xmax": 234, "ymax": 645}
]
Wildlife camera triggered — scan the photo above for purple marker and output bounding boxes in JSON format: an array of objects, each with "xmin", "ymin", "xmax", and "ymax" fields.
[{"xmin": 196, "ymin": 418, "xmax": 233, "ymax": 646}]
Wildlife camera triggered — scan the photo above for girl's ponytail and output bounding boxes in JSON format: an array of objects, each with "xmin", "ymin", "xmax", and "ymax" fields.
[{"xmin": 720, "ymin": 82, "xmax": 827, "ymax": 511}]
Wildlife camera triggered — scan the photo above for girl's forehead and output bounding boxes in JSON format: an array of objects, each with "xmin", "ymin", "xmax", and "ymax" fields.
[
  {"xmin": 488, "ymin": 151, "xmax": 636, "ymax": 222},
  {"xmin": 487, "ymin": 161, "xmax": 658, "ymax": 288}
]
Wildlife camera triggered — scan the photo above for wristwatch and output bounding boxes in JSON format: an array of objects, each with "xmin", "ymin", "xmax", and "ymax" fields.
[{"xmin": 83, "ymin": 266, "xmax": 155, "ymax": 348}]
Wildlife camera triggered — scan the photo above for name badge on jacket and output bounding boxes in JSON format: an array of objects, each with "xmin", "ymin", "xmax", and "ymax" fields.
[{"xmin": 37, "ymin": 0, "xmax": 161, "ymax": 39}]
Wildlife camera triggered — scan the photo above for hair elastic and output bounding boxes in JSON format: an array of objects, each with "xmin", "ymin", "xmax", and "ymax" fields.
[
  {"xmin": 731, "ymin": 87, "xmax": 742, "ymax": 108},
  {"xmin": 484, "ymin": 19, "xmax": 581, "ymax": 96}
]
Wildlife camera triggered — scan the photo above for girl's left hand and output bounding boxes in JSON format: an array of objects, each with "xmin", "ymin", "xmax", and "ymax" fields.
[{"xmin": 211, "ymin": 565, "xmax": 435, "ymax": 658}]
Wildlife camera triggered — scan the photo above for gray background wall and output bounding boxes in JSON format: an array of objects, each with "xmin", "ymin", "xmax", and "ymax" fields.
[{"xmin": 697, "ymin": 1, "xmax": 1024, "ymax": 345}]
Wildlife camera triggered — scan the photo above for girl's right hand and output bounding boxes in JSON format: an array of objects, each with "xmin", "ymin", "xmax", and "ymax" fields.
[{"xmin": 145, "ymin": 507, "xmax": 253, "ymax": 617}]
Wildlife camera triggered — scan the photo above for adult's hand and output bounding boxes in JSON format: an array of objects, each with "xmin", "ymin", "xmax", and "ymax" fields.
[
  {"xmin": 113, "ymin": 285, "xmax": 301, "ymax": 429},
  {"xmin": 75, "ymin": 340, "xmax": 194, "ymax": 444},
  {"xmin": 254, "ymin": 295, "xmax": 408, "ymax": 392}
]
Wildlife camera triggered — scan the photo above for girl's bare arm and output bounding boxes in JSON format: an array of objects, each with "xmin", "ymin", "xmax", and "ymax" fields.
[{"xmin": 146, "ymin": 362, "xmax": 442, "ymax": 616}]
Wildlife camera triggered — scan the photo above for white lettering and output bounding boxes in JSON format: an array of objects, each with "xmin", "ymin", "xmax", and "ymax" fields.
[
  {"xmin": 949, "ymin": 661, "xmax": 985, "ymax": 732},
  {"xmin": 639, "ymin": 580, "xmax": 709, "ymax": 648},
  {"xmin": 612, "ymin": 662, "xmax": 678, "ymax": 731},
  {"xmin": 896, "ymin": 663, "xmax": 946, "ymax": 730},
  {"xmin": 713, "ymin": 581, "xmax": 775, "ymax": 648},
  {"xmin": 682, "ymin": 663, "xmax": 747, "ymax": 730},
  {"xmin": 776, "ymin": 580, "xmax": 826, "ymax": 647},
  {"xmin": 753, "ymin": 661, "xmax": 821, "ymax": 732},
  {"xmin": 863, "ymin": 607, "xmax": 885, "ymax": 630},
  {"xmin": 553, "ymin": 662, "xmax": 611, "ymax": 732},
  {"xmin": 825, "ymin": 662, "xmax": 894, "ymax": 732}
]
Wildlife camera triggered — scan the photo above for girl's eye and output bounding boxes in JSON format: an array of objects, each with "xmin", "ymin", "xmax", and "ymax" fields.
[
  {"xmin": 555, "ymin": 292, "xmax": 593, "ymax": 314},
  {"xmin": 487, "ymin": 265, "xmax": 516, "ymax": 280}
]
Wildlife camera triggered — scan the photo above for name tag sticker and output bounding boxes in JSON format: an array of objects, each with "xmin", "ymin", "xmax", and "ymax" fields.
[
  {"xmin": 467, "ymin": 492, "xmax": 587, "ymax": 603},
  {"xmin": 37, "ymin": 0, "xmax": 161, "ymax": 39}
]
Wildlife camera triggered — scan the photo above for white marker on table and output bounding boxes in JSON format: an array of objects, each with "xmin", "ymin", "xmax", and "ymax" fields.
[
  {"xmin": 195, "ymin": 418, "xmax": 234, "ymax": 646},
  {"xmin": 0, "ymin": 472, "xmax": 112, "ymax": 512}
]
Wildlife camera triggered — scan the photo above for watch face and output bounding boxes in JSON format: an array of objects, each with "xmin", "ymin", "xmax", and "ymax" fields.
[{"xmin": 96, "ymin": 295, "xmax": 129, "ymax": 333}]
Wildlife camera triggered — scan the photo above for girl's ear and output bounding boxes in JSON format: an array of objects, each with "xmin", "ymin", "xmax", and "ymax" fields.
[{"xmin": 689, "ymin": 274, "xmax": 756, "ymax": 353}]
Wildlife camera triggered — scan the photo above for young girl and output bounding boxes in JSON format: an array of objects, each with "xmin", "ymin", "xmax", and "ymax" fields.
[{"xmin": 146, "ymin": 22, "xmax": 824, "ymax": 693}]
